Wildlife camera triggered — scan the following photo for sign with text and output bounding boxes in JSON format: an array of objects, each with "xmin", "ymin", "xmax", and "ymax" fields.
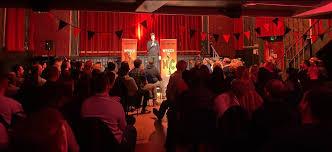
[
  {"xmin": 160, "ymin": 39, "xmax": 177, "ymax": 77},
  {"xmin": 121, "ymin": 39, "xmax": 137, "ymax": 69}
]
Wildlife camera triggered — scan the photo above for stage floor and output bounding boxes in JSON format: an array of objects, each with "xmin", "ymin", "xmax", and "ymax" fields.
[{"xmin": 132, "ymin": 104, "xmax": 168, "ymax": 152}]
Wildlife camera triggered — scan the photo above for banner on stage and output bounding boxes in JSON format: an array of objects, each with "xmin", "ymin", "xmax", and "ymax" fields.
[
  {"xmin": 121, "ymin": 39, "xmax": 137, "ymax": 69},
  {"xmin": 160, "ymin": 39, "xmax": 177, "ymax": 77}
]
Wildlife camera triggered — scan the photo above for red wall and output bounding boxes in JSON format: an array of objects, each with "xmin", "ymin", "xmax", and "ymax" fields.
[
  {"xmin": 28, "ymin": 10, "xmax": 70, "ymax": 56},
  {"xmin": 209, "ymin": 16, "xmax": 243, "ymax": 57}
]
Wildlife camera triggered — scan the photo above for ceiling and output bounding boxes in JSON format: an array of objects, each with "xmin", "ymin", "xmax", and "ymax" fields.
[{"xmin": 0, "ymin": 0, "xmax": 329, "ymax": 18}]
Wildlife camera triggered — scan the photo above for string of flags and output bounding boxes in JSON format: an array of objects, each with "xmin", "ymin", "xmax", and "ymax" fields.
[{"xmin": 52, "ymin": 12, "xmax": 332, "ymax": 42}]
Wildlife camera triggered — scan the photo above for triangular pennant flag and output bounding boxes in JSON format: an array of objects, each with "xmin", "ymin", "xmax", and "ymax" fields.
[
  {"xmin": 223, "ymin": 34, "xmax": 230, "ymax": 43},
  {"xmin": 201, "ymin": 32, "xmax": 207, "ymax": 40},
  {"xmin": 58, "ymin": 20, "xmax": 68, "ymax": 31},
  {"xmin": 244, "ymin": 31, "xmax": 250, "ymax": 40},
  {"xmin": 284, "ymin": 26, "xmax": 292, "ymax": 35},
  {"xmin": 73, "ymin": 28, "xmax": 80, "ymax": 37},
  {"xmin": 213, "ymin": 34, "xmax": 219, "ymax": 42},
  {"xmin": 255, "ymin": 27, "xmax": 261, "ymax": 35},
  {"xmin": 272, "ymin": 18, "xmax": 279, "ymax": 26},
  {"xmin": 190, "ymin": 29, "xmax": 196, "ymax": 38},
  {"xmin": 319, "ymin": 33, "xmax": 325, "ymax": 40},
  {"xmin": 87, "ymin": 31, "xmax": 95, "ymax": 40},
  {"xmin": 302, "ymin": 34, "xmax": 308, "ymax": 40},
  {"xmin": 115, "ymin": 30, "xmax": 123, "ymax": 39},
  {"xmin": 234, "ymin": 33, "xmax": 241, "ymax": 40},
  {"xmin": 264, "ymin": 23, "xmax": 270, "ymax": 31},
  {"xmin": 140, "ymin": 20, "xmax": 148, "ymax": 29}
]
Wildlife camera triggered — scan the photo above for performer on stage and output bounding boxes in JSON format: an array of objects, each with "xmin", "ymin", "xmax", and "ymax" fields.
[{"xmin": 147, "ymin": 33, "xmax": 160, "ymax": 70}]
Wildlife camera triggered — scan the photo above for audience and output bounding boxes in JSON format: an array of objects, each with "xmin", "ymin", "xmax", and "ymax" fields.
[{"xmin": 0, "ymin": 55, "xmax": 330, "ymax": 152}]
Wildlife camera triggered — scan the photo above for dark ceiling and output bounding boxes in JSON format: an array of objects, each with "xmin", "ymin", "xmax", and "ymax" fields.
[{"xmin": 0, "ymin": 0, "xmax": 328, "ymax": 18}]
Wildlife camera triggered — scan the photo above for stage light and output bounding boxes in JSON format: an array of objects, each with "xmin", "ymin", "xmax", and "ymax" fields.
[{"xmin": 137, "ymin": 24, "xmax": 141, "ymax": 40}]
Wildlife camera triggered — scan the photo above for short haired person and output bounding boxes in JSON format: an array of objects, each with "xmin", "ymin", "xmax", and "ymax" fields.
[
  {"xmin": 147, "ymin": 33, "xmax": 160, "ymax": 71},
  {"xmin": 144, "ymin": 58, "xmax": 163, "ymax": 104},
  {"xmin": 81, "ymin": 72, "xmax": 128, "ymax": 144}
]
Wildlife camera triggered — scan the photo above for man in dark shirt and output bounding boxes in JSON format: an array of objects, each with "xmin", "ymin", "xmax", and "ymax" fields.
[
  {"xmin": 145, "ymin": 59, "xmax": 162, "ymax": 102},
  {"xmin": 147, "ymin": 33, "xmax": 160, "ymax": 70}
]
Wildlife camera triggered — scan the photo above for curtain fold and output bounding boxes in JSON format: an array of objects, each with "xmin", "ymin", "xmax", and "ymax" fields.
[
  {"xmin": 79, "ymin": 12, "xmax": 202, "ymax": 56},
  {"xmin": 6, "ymin": 8, "xmax": 25, "ymax": 52}
]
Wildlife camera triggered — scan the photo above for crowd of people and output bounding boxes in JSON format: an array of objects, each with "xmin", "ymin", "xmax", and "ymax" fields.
[{"xmin": 0, "ymin": 54, "xmax": 331, "ymax": 152}]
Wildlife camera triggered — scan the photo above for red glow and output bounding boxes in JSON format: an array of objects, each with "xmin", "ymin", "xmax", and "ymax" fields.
[{"xmin": 137, "ymin": 24, "xmax": 141, "ymax": 40}]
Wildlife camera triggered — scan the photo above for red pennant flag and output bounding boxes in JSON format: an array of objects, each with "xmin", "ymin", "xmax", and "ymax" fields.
[
  {"xmin": 223, "ymin": 34, "xmax": 230, "ymax": 43},
  {"xmin": 73, "ymin": 28, "xmax": 80, "ymax": 37},
  {"xmin": 201, "ymin": 32, "xmax": 207, "ymax": 40},
  {"xmin": 264, "ymin": 23, "xmax": 270, "ymax": 31},
  {"xmin": 244, "ymin": 31, "xmax": 250, "ymax": 40}
]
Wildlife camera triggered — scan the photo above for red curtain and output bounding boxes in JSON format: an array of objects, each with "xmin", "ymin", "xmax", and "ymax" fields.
[
  {"xmin": 6, "ymin": 8, "xmax": 25, "ymax": 52},
  {"xmin": 28, "ymin": 10, "xmax": 71, "ymax": 56},
  {"xmin": 79, "ymin": 12, "xmax": 202, "ymax": 56}
]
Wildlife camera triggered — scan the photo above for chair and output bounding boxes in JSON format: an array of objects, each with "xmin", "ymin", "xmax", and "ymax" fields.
[{"xmin": 78, "ymin": 117, "xmax": 120, "ymax": 152}]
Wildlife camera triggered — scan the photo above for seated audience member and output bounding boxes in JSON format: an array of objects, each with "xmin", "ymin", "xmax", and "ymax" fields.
[
  {"xmin": 81, "ymin": 72, "xmax": 134, "ymax": 146},
  {"xmin": 153, "ymin": 60, "xmax": 188, "ymax": 120},
  {"xmin": 105, "ymin": 61, "xmax": 117, "ymax": 78},
  {"xmin": 144, "ymin": 58, "xmax": 162, "ymax": 102},
  {"xmin": 93, "ymin": 62, "xmax": 103, "ymax": 71},
  {"xmin": 129, "ymin": 59, "xmax": 151, "ymax": 113},
  {"xmin": 33, "ymin": 64, "xmax": 47, "ymax": 87},
  {"xmin": 53, "ymin": 57, "xmax": 63, "ymax": 73},
  {"xmin": 0, "ymin": 73, "xmax": 23, "ymax": 125},
  {"xmin": 12, "ymin": 64, "xmax": 25, "ymax": 87},
  {"xmin": 6, "ymin": 72, "xmax": 19, "ymax": 97},
  {"xmin": 11, "ymin": 74, "xmax": 79, "ymax": 152},
  {"xmin": 298, "ymin": 60, "xmax": 310, "ymax": 85}
]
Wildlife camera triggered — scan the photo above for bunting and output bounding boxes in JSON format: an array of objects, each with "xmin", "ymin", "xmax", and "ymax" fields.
[
  {"xmin": 58, "ymin": 20, "xmax": 68, "ymax": 31},
  {"xmin": 87, "ymin": 31, "xmax": 95, "ymax": 40},
  {"xmin": 140, "ymin": 20, "xmax": 148, "ymax": 29},
  {"xmin": 223, "ymin": 34, "xmax": 230, "ymax": 43},
  {"xmin": 213, "ymin": 34, "xmax": 219, "ymax": 42},
  {"xmin": 234, "ymin": 33, "xmax": 240, "ymax": 40},
  {"xmin": 115, "ymin": 30, "xmax": 123, "ymax": 39},
  {"xmin": 190, "ymin": 29, "xmax": 196, "ymax": 38},
  {"xmin": 244, "ymin": 31, "xmax": 250, "ymax": 40}
]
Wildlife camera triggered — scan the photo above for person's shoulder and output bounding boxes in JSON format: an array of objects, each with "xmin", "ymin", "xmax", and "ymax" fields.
[{"xmin": 0, "ymin": 96, "xmax": 21, "ymax": 106}]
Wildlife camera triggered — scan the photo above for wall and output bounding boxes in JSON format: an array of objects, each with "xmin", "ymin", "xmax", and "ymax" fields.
[{"xmin": 28, "ymin": 10, "xmax": 71, "ymax": 56}]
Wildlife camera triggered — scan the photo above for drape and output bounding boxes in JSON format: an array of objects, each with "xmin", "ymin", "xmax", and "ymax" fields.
[
  {"xmin": 6, "ymin": 8, "xmax": 25, "ymax": 52},
  {"xmin": 28, "ymin": 10, "xmax": 70, "ymax": 56},
  {"xmin": 79, "ymin": 11, "xmax": 202, "ymax": 56}
]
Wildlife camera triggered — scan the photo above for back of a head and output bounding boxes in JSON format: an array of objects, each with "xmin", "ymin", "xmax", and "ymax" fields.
[
  {"xmin": 264, "ymin": 79, "xmax": 288, "ymax": 99},
  {"xmin": 176, "ymin": 60, "xmax": 187, "ymax": 72},
  {"xmin": 133, "ymin": 59, "xmax": 142, "ymax": 68},
  {"xmin": 92, "ymin": 72, "xmax": 110, "ymax": 94},
  {"xmin": 118, "ymin": 62, "xmax": 130, "ymax": 77},
  {"xmin": 307, "ymin": 87, "xmax": 332, "ymax": 122},
  {"xmin": 107, "ymin": 62, "xmax": 116, "ymax": 71},
  {"xmin": 212, "ymin": 66, "xmax": 224, "ymax": 81},
  {"xmin": 148, "ymin": 58, "xmax": 154, "ymax": 65},
  {"xmin": 46, "ymin": 67, "xmax": 60, "ymax": 81}
]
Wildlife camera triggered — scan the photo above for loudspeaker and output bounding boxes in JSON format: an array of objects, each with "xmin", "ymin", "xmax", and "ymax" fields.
[
  {"xmin": 235, "ymin": 49, "xmax": 259, "ymax": 67},
  {"xmin": 45, "ymin": 40, "xmax": 53, "ymax": 51}
]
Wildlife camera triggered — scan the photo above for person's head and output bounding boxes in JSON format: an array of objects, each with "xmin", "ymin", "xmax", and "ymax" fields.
[
  {"xmin": 222, "ymin": 58, "xmax": 231, "ymax": 66},
  {"xmin": 264, "ymin": 79, "xmax": 288, "ymax": 100},
  {"xmin": 134, "ymin": 59, "xmax": 143, "ymax": 69},
  {"xmin": 307, "ymin": 87, "xmax": 332, "ymax": 123},
  {"xmin": 91, "ymin": 72, "xmax": 112, "ymax": 94},
  {"xmin": 211, "ymin": 66, "xmax": 224, "ymax": 81},
  {"xmin": 203, "ymin": 58, "xmax": 209, "ymax": 65},
  {"xmin": 0, "ymin": 74, "xmax": 8, "ymax": 94},
  {"xmin": 46, "ymin": 67, "xmax": 60, "ymax": 82},
  {"xmin": 61, "ymin": 60, "xmax": 71, "ymax": 72},
  {"xmin": 309, "ymin": 57, "xmax": 319, "ymax": 66},
  {"xmin": 176, "ymin": 60, "xmax": 187, "ymax": 72},
  {"xmin": 300, "ymin": 60, "xmax": 310, "ymax": 70},
  {"xmin": 249, "ymin": 65, "xmax": 259, "ymax": 82},
  {"xmin": 93, "ymin": 62, "xmax": 102, "ymax": 71},
  {"xmin": 32, "ymin": 64, "xmax": 43, "ymax": 77},
  {"xmin": 234, "ymin": 66, "xmax": 246, "ymax": 80},
  {"xmin": 118, "ymin": 61, "xmax": 130, "ymax": 77},
  {"xmin": 7, "ymin": 72, "xmax": 17, "ymax": 85},
  {"xmin": 53, "ymin": 58, "xmax": 63, "ymax": 72},
  {"xmin": 84, "ymin": 60, "xmax": 93, "ymax": 71},
  {"xmin": 13, "ymin": 64, "xmax": 24, "ymax": 77},
  {"xmin": 106, "ymin": 61, "xmax": 116, "ymax": 72},
  {"xmin": 126, "ymin": 115, "xmax": 136, "ymax": 126},
  {"xmin": 286, "ymin": 67, "xmax": 299, "ymax": 81},
  {"xmin": 42, "ymin": 62, "xmax": 47, "ymax": 70},
  {"xmin": 150, "ymin": 33, "xmax": 155, "ymax": 41}
]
